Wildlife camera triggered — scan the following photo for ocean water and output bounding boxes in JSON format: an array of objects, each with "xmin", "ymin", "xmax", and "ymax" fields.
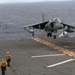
[{"xmin": 0, "ymin": 1, "xmax": 75, "ymax": 40}]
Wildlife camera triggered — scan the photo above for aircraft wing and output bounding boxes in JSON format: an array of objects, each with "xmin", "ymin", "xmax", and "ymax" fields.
[
  {"xmin": 24, "ymin": 21, "xmax": 49, "ymax": 30},
  {"xmin": 62, "ymin": 22, "xmax": 75, "ymax": 29}
]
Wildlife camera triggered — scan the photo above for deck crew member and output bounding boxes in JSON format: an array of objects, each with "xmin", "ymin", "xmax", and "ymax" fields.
[
  {"xmin": 0, "ymin": 58, "xmax": 7, "ymax": 75},
  {"xmin": 6, "ymin": 52, "xmax": 14, "ymax": 67}
]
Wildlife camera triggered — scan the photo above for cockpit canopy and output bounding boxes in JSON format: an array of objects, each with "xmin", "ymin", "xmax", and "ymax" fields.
[{"xmin": 53, "ymin": 17, "xmax": 61, "ymax": 23}]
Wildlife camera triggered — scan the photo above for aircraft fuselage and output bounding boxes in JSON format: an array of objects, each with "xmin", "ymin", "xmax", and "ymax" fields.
[{"xmin": 45, "ymin": 21, "xmax": 64, "ymax": 32}]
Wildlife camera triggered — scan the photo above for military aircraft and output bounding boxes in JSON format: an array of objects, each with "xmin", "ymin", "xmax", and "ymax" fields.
[{"xmin": 23, "ymin": 14, "xmax": 75, "ymax": 39}]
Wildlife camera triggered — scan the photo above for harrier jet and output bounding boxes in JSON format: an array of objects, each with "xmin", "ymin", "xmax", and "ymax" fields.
[{"xmin": 23, "ymin": 14, "xmax": 75, "ymax": 39}]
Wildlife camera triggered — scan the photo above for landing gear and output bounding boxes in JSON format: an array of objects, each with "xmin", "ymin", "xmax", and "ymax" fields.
[
  {"xmin": 50, "ymin": 33, "xmax": 52, "ymax": 37},
  {"xmin": 47, "ymin": 33, "xmax": 52, "ymax": 37},
  {"xmin": 47, "ymin": 33, "xmax": 49, "ymax": 37},
  {"xmin": 54, "ymin": 35, "xmax": 56, "ymax": 39},
  {"xmin": 47, "ymin": 32, "xmax": 56, "ymax": 39}
]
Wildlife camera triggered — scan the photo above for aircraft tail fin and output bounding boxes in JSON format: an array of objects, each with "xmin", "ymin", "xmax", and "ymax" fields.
[{"xmin": 42, "ymin": 12, "xmax": 45, "ymax": 21}]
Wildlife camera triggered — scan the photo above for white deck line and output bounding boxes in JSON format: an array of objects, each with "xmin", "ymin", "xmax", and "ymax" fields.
[
  {"xmin": 31, "ymin": 54, "xmax": 65, "ymax": 58},
  {"xmin": 47, "ymin": 59, "xmax": 75, "ymax": 68}
]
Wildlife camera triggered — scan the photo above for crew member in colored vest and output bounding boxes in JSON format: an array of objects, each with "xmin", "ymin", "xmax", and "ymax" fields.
[{"xmin": 6, "ymin": 52, "xmax": 14, "ymax": 67}]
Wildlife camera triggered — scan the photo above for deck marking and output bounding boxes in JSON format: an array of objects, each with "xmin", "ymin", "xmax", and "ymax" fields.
[
  {"xmin": 31, "ymin": 54, "xmax": 65, "ymax": 58},
  {"xmin": 33, "ymin": 38, "xmax": 75, "ymax": 58},
  {"xmin": 47, "ymin": 59, "xmax": 75, "ymax": 68}
]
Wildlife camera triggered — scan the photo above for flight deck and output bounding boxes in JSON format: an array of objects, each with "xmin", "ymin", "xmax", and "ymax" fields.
[{"xmin": 0, "ymin": 37, "xmax": 75, "ymax": 75}]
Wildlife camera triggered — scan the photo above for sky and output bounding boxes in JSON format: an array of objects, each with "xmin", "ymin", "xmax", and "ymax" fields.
[{"xmin": 0, "ymin": 0, "xmax": 73, "ymax": 3}]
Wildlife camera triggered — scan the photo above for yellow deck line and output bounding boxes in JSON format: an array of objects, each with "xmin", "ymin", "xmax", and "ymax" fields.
[{"xmin": 33, "ymin": 38, "xmax": 75, "ymax": 58}]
